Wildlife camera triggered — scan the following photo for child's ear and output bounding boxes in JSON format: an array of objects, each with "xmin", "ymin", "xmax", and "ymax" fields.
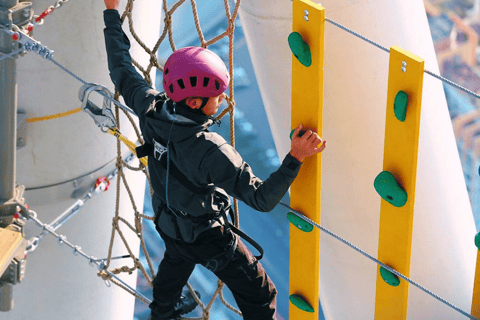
[{"xmin": 185, "ymin": 97, "xmax": 200, "ymax": 109}]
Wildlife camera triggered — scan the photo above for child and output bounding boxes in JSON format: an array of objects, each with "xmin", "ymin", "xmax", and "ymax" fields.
[{"xmin": 103, "ymin": 1, "xmax": 326, "ymax": 319}]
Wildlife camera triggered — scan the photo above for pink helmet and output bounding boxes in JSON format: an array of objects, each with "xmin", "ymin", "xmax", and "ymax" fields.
[{"xmin": 162, "ymin": 47, "xmax": 230, "ymax": 102}]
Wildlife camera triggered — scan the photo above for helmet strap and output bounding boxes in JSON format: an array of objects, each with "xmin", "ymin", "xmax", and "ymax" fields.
[{"xmin": 198, "ymin": 97, "xmax": 210, "ymax": 112}]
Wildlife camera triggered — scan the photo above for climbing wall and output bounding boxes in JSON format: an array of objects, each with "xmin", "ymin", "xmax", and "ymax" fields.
[{"xmin": 239, "ymin": 0, "xmax": 476, "ymax": 319}]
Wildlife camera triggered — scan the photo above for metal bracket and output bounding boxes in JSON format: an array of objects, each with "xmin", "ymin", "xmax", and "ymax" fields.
[
  {"xmin": 78, "ymin": 83, "xmax": 117, "ymax": 130},
  {"xmin": 0, "ymin": 185, "xmax": 28, "ymax": 224},
  {"xmin": 17, "ymin": 110, "xmax": 27, "ymax": 149},
  {"xmin": 0, "ymin": 2, "xmax": 32, "ymax": 28}
]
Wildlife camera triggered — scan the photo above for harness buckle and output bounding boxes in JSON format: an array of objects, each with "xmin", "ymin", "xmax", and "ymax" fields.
[{"xmin": 78, "ymin": 83, "xmax": 117, "ymax": 131}]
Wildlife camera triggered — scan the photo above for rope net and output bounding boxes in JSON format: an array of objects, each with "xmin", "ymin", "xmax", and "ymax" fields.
[{"xmin": 97, "ymin": 0, "xmax": 243, "ymax": 318}]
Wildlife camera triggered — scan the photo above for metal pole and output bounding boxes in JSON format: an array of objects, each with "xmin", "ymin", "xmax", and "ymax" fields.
[
  {"xmin": 0, "ymin": 0, "xmax": 19, "ymax": 312},
  {"xmin": 0, "ymin": 0, "xmax": 18, "ymax": 203}
]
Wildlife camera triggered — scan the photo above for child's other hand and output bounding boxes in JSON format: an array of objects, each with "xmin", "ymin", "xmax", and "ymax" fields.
[
  {"xmin": 104, "ymin": 0, "xmax": 120, "ymax": 10},
  {"xmin": 289, "ymin": 124, "xmax": 326, "ymax": 163}
]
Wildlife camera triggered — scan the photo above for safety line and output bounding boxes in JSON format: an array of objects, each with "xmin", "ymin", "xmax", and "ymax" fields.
[
  {"xmin": 325, "ymin": 17, "xmax": 390, "ymax": 53},
  {"xmin": 46, "ymin": 56, "xmax": 137, "ymax": 116},
  {"xmin": 425, "ymin": 69, "xmax": 480, "ymax": 100},
  {"xmin": 325, "ymin": 17, "xmax": 480, "ymax": 101},
  {"xmin": 26, "ymin": 209, "xmax": 152, "ymax": 304},
  {"xmin": 278, "ymin": 201, "xmax": 478, "ymax": 320}
]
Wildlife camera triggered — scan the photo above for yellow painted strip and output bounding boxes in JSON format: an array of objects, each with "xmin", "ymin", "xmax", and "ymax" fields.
[
  {"xmin": 290, "ymin": 0, "xmax": 324, "ymax": 319},
  {"xmin": 374, "ymin": 46, "xmax": 424, "ymax": 319},
  {"xmin": 472, "ymin": 250, "xmax": 480, "ymax": 317}
]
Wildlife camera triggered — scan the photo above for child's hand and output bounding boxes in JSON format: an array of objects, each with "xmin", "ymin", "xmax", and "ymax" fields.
[
  {"xmin": 104, "ymin": 0, "xmax": 120, "ymax": 10},
  {"xmin": 289, "ymin": 124, "xmax": 326, "ymax": 163}
]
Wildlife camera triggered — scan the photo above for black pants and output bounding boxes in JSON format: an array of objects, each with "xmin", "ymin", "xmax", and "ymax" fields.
[{"xmin": 150, "ymin": 225, "xmax": 277, "ymax": 320}]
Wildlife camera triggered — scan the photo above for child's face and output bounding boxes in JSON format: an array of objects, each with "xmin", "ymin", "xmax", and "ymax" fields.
[{"xmin": 200, "ymin": 93, "xmax": 226, "ymax": 116}]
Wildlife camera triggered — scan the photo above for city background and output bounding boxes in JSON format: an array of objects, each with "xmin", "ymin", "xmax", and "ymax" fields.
[{"xmin": 133, "ymin": 1, "xmax": 480, "ymax": 319}]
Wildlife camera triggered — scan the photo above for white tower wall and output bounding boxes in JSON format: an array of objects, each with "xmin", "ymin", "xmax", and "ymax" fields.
[{"xmin": 3, "ymin": 0, "xmax": 161, "ymax": 319}]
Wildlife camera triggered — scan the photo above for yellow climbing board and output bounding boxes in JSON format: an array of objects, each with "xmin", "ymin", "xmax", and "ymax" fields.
[
  {"xmin": 289, "ymin": 0, "xmax": 324, "ymax": 319},
  {"xmin": 374, "ymin": 46, "xmax": 424, "ymax": 319},
  {"xmin": 472, "ymin": 250, "xmax": 480, "ymax": 317}
]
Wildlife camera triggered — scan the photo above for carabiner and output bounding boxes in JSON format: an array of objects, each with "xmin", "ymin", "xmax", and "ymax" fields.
[{"xmin": 78, "ymin": 83, "xmax": 117, "ymax": 130}]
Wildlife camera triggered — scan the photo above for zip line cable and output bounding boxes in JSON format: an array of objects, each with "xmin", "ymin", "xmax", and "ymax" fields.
[
  {"xmin": 0, "ymin": 48, "xmax": 25, "ymax": 62},
  {"xmin": 279, "ymin": 201, "xmax": 478, "ymax": 320},
  {"xmin": 47, "ymin": 56, "xmax": 137, "ymax": 116},
  {"xmin": 25, "ymin": 209, "xmax": 152, "ymax": 305},
  {"xmin": 325, "ymin": 17, "xmax": 480, "ymax": 101}
]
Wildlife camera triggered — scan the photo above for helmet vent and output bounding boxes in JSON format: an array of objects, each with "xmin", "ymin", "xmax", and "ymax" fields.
[
  {"xmin": 169, "ymin": 84, "xmax": 174, "ymax": 94},
  {"xmin": 177, "ymin": 79, "xmax": 185, "ymax": 90},
  {"xmin": 164, "ymin": 68, "xmax": 169, "ymax": 75},
  {"xmin": 190, "ymin": 76, "xmax": 197, "ymax": 87},
  {"xmin": 215, "ymin": 80, "xmax": 220, "ymax": 90},
  {"xmin": 203, "ymin": 77, "xmax": 210, "ymax": 87}
]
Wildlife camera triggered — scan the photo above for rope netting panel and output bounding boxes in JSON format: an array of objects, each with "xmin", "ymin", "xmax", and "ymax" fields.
[{"xmin": 97, "ymin": 0, "xmax": 243, "ymax": 318}]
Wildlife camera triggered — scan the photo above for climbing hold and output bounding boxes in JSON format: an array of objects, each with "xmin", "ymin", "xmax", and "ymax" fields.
[
  {"xmin": 287, "ymin": 212, "xmax": 313, "ymax": 232},
  {"xmin": 374, "ymin": 171, "xmax": 408, "ymax": 207},
  {"xmin": 394, "ymin": 90, "xmax": 408, "ymax": 122},
  {"xmin": 290, "ymin": 129, "xmax": 306, "ymax": 140},
  {"xmin": 475, "ymin": 232, "xmax": 480, "ymax": 251},
  {"xmin": 289, "ymin": 294, "xmax": 315, "ymax": 313},
  {"xmin": 380, "ymin": 266, "xmax": 401, "ymax": 287},
  {"xmin": 288, "ymin": 32, "xmax": 312, "ymax": 67}
]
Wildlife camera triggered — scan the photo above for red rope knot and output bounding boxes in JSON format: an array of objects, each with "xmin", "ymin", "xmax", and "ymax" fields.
[
  {"xmin": 95, "ymin": 177, "xmax": 110, "ymax": 192},
  {"xmin": 35, "ymin": 6, "xmax": 54, "ymax": 23}
]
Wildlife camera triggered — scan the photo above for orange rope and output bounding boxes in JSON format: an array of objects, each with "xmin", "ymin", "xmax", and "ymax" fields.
[{"xmin": 26, "ymin": 107, "xmax": 81, "ymax": 123}]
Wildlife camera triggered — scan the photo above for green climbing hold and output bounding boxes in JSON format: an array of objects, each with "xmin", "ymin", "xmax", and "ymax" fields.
[
  {"xmin": 374, "ymin": 171, "xmax": 408, "ymax": 207},
  {"xmin": 288, "ymin": 32, "xmax": 312, "ymax": 67},
  {"xmin": 289, "ymin": 294, "xmax": 315, "ymax": 313},
  {"xmin": 394, "ymin": 90, "xmax": 409, "ymax": 122},
  {"xmin": 287, "ymin": 212, "xmax": 313, "ymax": 232},
  {"xmin": 380, "ymin": 266, "xmax": 401, "ymax": 287},
  {"xmin": 475, "ymin": 232, "xmax": 480, "ymax": 251},
  {"xmin": 290, "ymin": 129, "xmax": 306, "ymax": 140}
]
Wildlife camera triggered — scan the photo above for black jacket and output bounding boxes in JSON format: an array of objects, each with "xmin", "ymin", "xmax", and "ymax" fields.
[{"xmin": 103, "ymin": 9, "xmax": 302, "ymax": 242}]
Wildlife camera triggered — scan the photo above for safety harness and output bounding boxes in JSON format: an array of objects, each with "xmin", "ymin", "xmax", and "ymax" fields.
[{"xmin": 136, "ymin": 97, "xmax": 264, "ymax": 261}]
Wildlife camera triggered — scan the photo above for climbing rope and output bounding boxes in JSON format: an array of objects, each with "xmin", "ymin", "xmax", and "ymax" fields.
[{"xmin": 279, "ymin": 201, "xmax": 479, "ymax": 320}]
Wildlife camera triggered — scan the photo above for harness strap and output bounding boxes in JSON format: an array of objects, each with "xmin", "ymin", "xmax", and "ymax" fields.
[{"xmin": 221, "ymin": 208, "xmax": 264, "ymax": 261}]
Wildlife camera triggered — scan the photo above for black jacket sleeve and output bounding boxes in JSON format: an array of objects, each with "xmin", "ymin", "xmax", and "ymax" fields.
[
  {"xmin": 103, "ymin": 9, "xmax": 157, "ymax": 118},
  {"xmin": 204, "ymin": 143, "xmax": 302, "ymax": 212}
]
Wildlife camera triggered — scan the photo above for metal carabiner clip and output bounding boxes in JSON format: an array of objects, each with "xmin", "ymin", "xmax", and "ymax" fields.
[{"xmin": 78, "ymin": 83, "xmax": 117, "ymax": 131}]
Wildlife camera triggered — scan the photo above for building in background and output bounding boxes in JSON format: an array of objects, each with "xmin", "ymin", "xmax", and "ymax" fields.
[{"xmin": 426, "ymin": 0, "xmax": 480, "ymax": 229}]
